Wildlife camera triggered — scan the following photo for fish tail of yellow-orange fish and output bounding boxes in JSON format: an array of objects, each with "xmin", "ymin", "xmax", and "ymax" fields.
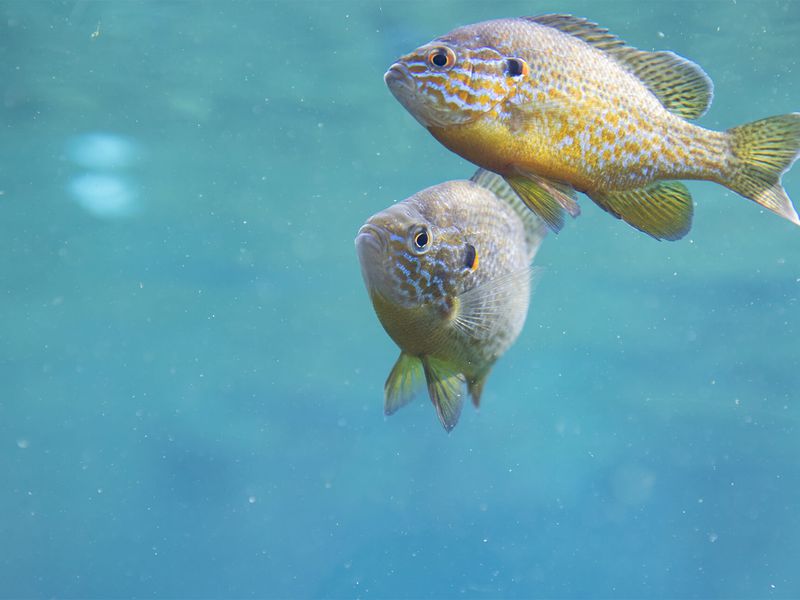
[{"xmin": 724, "ymin": 113, "xmax": 800, "ymax": 226}]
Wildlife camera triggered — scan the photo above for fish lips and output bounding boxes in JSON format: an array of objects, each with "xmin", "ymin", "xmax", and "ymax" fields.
[
  {"xmin": 355, "ymin": 224, "xmax": 388, "ymax": 283},
  {"xmin": 384, "ymin": 60, "xmax": 478, "ymax": 128},
  {"xmin": 384, "ymin": 62, "xmax": 415, "ymax": 95},
  {"xmin": 384, "ymin": 62, "xmax": 433, "ymax": 126}
]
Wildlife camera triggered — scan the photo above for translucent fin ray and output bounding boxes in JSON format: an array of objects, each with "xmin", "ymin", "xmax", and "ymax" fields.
[
  {"xmin": 470, "ymin": 168, "xmax": 550, "ymax": 259},
  {"xmin": 588, "ymin": 181, "xmax": 694, "ymax": 240},
  {"xmin": 726, "ymin": 113, "xmax": 800, "ymax": 225},
  {"xmin": 422, "ymin": 356, "xmax": 466, "ymax": 432},
  {"xmin": 384, "ymin": 352, "xmax": 425, "ymax": 415},
  {"xmin": 504, "ymin": 173, "xmax": 579, "ymax": 232},
  {"xmin": 452, "ymin": 266, "xmax": 539, "ymax": 340}
]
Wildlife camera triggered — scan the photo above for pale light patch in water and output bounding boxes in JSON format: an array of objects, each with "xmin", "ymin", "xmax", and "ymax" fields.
[
  {"xmin": 68, "ymin": 173, "xmax": 137, "ymax": 218},
  {"xmin": 67, "ymin": 132, "xmax": 139, "ymax": 170}
]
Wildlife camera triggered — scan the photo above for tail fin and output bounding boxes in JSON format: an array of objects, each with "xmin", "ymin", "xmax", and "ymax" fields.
[{"xmin": 726, "ymin": 113, "xmax": 800, "ymax": 225}]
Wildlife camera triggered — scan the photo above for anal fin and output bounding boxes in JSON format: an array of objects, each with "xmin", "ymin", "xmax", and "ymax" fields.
[
  {"xmin": 468, "ymin": 373, "xmax": 489, "ymax": 409},
  {"xmin": 588, "ymin": 181, "xmax": 694, "ymax": 240},
  {"xmin": 422, "ymin": 356, "xmax": 466, "ymax": 432}
]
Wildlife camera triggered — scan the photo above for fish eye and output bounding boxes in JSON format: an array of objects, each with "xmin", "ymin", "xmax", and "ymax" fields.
[
  {"xmin": 464, "ymin": 243, "xmax": 479, "ymax": 272},
  {"xmin": 427, "ymin": 47, "xmax": 456, "ymax": 70},
  {"xmin": 506, "ymin": 57, "xmax": 529, "ymax": 78},
  {"xmin": 410, "ymin": 227, "xmax": 431, "ymax": 253}
]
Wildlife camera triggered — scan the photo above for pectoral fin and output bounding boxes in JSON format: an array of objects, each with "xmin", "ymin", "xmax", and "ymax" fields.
[
  {"xmin": 452, "ymin": 266, "xmax": 539, "ymax": 340},
  {"xmin": 588, "ymin": 181, "xmax": 693, "ymax": 240},
  {"xmin": 384, "ymin": 352, "xmax": 424, "ymax": 415},
  {"xmin": 422, "ymin": 356, "xmax": 466, "ymax": 432}
]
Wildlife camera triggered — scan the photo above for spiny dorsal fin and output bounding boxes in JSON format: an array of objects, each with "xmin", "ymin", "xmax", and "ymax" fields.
[
  {"xmin": 470, "ymin": 168, "xmax": 550, "ymax": 258},
  {"xmin": 526, "ymin": 14, "xmax": 713, "ymax": 120},
  {"xmin": 526, "ymin": 14, "xmax": 624, "ymax": 51},
  {"xmin": 588, "ymin": 181, "xmax": 694, "ymax": 240}
]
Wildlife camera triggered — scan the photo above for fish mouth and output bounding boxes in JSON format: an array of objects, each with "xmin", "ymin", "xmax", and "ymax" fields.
[
  {"xmin": 355, "ymin": 223, "xmax": 387, "ymax": 260},
  {"xmin": 355, "ymin": 224, "xmax": 390, "ymax": 290},
  {"xmin": 384, "ymin": 62, "xmax": 415, "ymax": 95},
  {"xmin": 384, "ymin": 60, "xmax": 472, "ymax": 129}
]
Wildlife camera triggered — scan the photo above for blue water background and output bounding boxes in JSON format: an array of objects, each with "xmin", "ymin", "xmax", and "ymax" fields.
[{"xmin": 1, "ymin": 1, "xmax": 799, "ymax": 597}]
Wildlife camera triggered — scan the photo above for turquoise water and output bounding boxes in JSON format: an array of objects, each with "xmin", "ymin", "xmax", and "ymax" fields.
[{"xmin": 2, "ymin": 1, "xmax": 799, "ymax": 597}]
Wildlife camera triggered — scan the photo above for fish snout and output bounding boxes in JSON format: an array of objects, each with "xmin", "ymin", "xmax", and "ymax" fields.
[
  {"xmin": 384, "ymin": 62, "xmax": 415, "ymax": 94},
  {"xmin": 356, "ymin": 223, "xmax": 392, "ymax": 292},
  {"xmin": 355, "ymin": 223, "xmax": 387, "ymax": 258}
]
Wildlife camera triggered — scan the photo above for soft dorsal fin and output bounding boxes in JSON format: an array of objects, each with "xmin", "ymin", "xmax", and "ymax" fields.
[
  {"xmin": 526, "ymin": 14, "xmax": 714, "ymax": 120},
  {"xmin": 470, "ymin": 168, "xmax": 550, "ymax": 258},
  {"xmin": 612, "ymin": 49, "xmax": 714, "ymax": 121}
]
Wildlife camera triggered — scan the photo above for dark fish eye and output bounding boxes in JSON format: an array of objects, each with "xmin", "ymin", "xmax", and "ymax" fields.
[
  {"xmin": 411, "ymin": 227, "xmax": 431, "ymax": 253},
  {"xmin": 506, "ymin": 57, "xmax": 529, "ymax": 78},
  {"xmin": 464, "ymin": 243, "xmax": 478, "ymax": 271},
  {"xmin": 427, "ymin": 47, "xmax": 456, "ymax": 70}
]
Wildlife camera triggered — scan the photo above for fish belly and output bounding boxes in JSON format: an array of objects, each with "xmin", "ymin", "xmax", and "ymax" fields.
[
  {"xmin": 431, "ymin": 100, "xmax": 728, "ymax": 192},
  {"xmin": 428, "ymin": 117, "xmax": 590, "ymax": 187}
]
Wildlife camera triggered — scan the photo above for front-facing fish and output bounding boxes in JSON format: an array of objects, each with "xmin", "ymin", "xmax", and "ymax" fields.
[
  {"xmin": 385, "ymin": 14, "xmax": 800, "ymax": 240},
  {"xmin": 355, "ymin": 170, "xmax": 546, "ymax": 431}
]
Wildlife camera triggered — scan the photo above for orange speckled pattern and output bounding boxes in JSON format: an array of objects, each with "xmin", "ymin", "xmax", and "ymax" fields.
[{"xmin": 387, "ymin": 16, "xmax": 729, "ymax": 192}]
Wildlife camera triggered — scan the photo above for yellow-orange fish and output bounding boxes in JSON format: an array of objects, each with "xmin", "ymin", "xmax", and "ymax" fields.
[{"xmin": 385, "ymin": 14, "xmax": 800, "ymax": 240}]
